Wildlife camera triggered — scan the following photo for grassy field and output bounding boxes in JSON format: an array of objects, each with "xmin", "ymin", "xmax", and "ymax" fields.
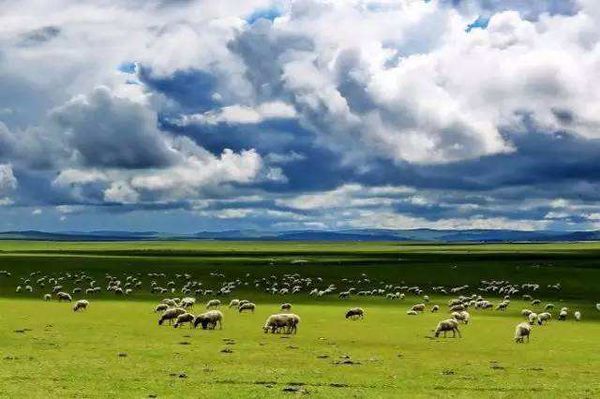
[{"xmin": 0, "ymin": 241, "xmax": 599, "ymax": 398}]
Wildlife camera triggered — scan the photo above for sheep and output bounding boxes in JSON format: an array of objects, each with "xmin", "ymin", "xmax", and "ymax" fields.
[
  {"xmin": 193, "ymin": 310, "xmax": 223, "ymax": 330},
  {"xmin": 262, "ymin": 313, "xmax": 300, "ymax": 334},
  {"xmin": 158, "ymin": 308, "xmax": 186, "ymax": 326},
  {"xmin": 496, "ymin": 301, "xmax": 509, "ymax": 311},
  {"xmin": 238, "ymin": 302, "xmax": 256, "ymax": 313},
  {"xmin": 449, "ymin": 304, "xmax": 465, "ymax": 312},
  {"xmin": 173, "ymin": 313, "xmax": 195, "ymax": 328},
  {"xmin": 228, "ymin": 299, "xmax": 240, "ymax": 308},
  {"xmin": 281, "ymin": 303, "xmax": 292, "ymax": 311},
  {"xmin": 452, "ymin": 311, "xmax": 470, "ymax": 324},
  {"xmin": 558, "ymin": 310, "xmax": 568, "ymax": 321},
  {"xmin": 431, "ymin": 305, "xmax": 440, "ymax": 313},
  {"xmin": 345, "ymin": 307, "xmax": 364, "ymax": 320},
  {"xmin": 528, "ymin": 312, "xmax": 538, "ymax": 325},
  {"xmin": 514, "ymin": 322, "xmax": 531, "ymax": 343},
  {"xmin": 206, "ymin": 299, "xmax": 221, "ymax": 309},
  {"xmin": 434, "ymin": 319, "xmax": 461, "ymax": 338},
  {"xmin": 521, "ymin": 309, "xmax": 533, "ymax": 317},
  {"xmin": 537, "ymin": 312, "xmax": 552, "ymax": 325},
  {"xmin": 544, "ymin": 303, "xmax": 555, "ymax": 311},
  {"xmin": 162, "ymin": 298, "xmax": 178, "ymax": 307},
  {"xmin": 574, "ymin": 311, "xmax": 581, "ymax": 321},
  {"xmin": 43, "ymin": 294, "xmax": 51, "ymax": 301},
  {"xmin": 154, "ymin": 304, "xmax": 169, "ymax": 313},
  {"xmin": 180, "ymin": 297, "xmax": 195, "ymax": 309},
  {"xmin": 56, "ymin": 292, "xmax": 72, "ymax": 302},
  {"xmin": 73, "ymin": 299, "xmax": 89, "ymax": 312},
  {"xmin": 406, "ymin": 310, "xmax": 418, "ymax": 316},
  {"xmin": 411, "ymin": 303, "xmax": 426, "ymax": 312},
  {"xmin": 596, "ymin": 303, "xmax": 600, "ymax": 312}
]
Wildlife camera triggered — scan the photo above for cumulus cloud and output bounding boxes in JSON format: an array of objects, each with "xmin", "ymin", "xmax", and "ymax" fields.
[{"xmin": 0, "ymin": 0, "xmax": 600, "ymax": 231}]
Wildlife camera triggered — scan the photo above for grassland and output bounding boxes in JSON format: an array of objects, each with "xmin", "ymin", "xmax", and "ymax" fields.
[{"xmin": 0, "ymin": 241, "xmax": 599, "ymax": 398}]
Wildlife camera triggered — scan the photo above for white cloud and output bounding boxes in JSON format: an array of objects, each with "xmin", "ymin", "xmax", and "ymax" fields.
[{"xmin": 180, "ymin": 101, "xmax": 297, "ymax": 125}]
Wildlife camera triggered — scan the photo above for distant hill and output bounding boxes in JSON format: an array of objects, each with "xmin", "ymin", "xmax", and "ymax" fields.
[{"xmin": 0, "ymin": 229, "xmax": 599, "ymax": 242}]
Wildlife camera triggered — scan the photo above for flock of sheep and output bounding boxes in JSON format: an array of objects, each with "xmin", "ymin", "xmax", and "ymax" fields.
[{"xmin": 3, "ymin": 269, "xmax": 598, "ymax": 343}]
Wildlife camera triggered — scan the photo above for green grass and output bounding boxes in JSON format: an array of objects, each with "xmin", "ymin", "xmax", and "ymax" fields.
[{"xmin": 0, "ymin": 241, "xmax": 599, "ymax": 398}]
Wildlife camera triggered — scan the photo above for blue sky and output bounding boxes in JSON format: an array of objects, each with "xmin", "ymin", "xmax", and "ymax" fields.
[{"xmin": 0, "ymin": 0, "xmax": 600, "ymax": 232}]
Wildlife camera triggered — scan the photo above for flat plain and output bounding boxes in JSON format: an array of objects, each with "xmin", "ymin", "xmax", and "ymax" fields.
[{"xmin": 0, "ymin": 241, "xmax": 599, "ymax": 398}]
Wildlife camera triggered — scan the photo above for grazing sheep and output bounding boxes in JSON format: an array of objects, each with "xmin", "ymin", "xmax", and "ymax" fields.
[
  {"xmin": 73, "ymin": 300, "xmax": 89, "ymax": 312},
  {"xmin": 154, "ymin": 304, "xmax": 169, "ymax": 313},
  {"xmin": 528, "ymin": 312, "xmax": 538, "ymax": 325},
  {"xmin": 544, "ymin": 303, "xmax": 555, "ymax": 311},
  {"xmin": 262, "ymin": 313, "xmax": 300, "ymax": 334},
  {"xmin": 206, "ymin": 299, "xmax": 221, "ymax": 309},
  {"xmin": 281, "ymin": 303, "xmax": 292, "ymax": 311},
  {"xmin": 345, "ymin": 307, "xmax": 365, "ymax": 320},
  {"xmin": 162, "ymin": 299, "xmax": 178, "ymax": 307},
  {"xmin": 434, "ymin": 319, "xmax": 461, "ymax": 338},
  {"xmin": 452, "ymin": 311, "xmax": 470, "ymax": 324},
  {"xmin": 496, "ymin": 301, "xmax": 509, "ymax": 311},
  {"xmin": 158, "ymin": 308, "xmax": 186, "ymax": 326},
  {"xmin": 411, "ymin": 303, "xmax": 426, "ymax": 312},
  {"xmin": 238, "ymin": 302, "xmax": 256, "ymax": 313},
  {"xmin": 531, "ymin": 299, "xmax": 541, "ymax": 305},
  {"xmin": 228, "ymin": 299, "xmax": 240, "ymax": 308},
  {"xmin": 406, "ymin": 310, "xmax": 418, "ymax": 316},
  {"xmin": 521, "ymin": 309, "xmax": 533, "ymax": 317},
  {"xmin": 56, "ymin": 292, "xmax": 72, "ymax": 302},
  {"xmin": 574, "ymin": 311, "xmax": 581, "ymax": 321},
  {"xmin": 193, "ymin": 310, "xmax": 224, "ymax": 330},
  {"xmin": 558, "ymin": 310, "xmax": 568, "ymax": 321},
  {"xmin": 449, "ymin": 304, "xmax": 465, "ymax": 312},
  {"xmin": 514, "ymin": 322, "xmax": 531, "ymax": 343},
  {"xmin": 43, "ymin": 294, "xmax": 51, "ymax": 301},
  {"xmin": 596, "ymin": 303, "xmax": 600, "ymax": 312},
  {"xmin": 431, "ymin": 305, "xmax": 440, "ymax": 313},
  {"xmin": 537, "ymin": 312, "xmax": 552, "ymax": 325},
  {"xmin": 173, "ymin": 313, "xmax": 195, "ymax": 328}
]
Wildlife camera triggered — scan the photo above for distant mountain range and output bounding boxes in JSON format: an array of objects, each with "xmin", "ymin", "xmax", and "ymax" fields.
[{"xmin": 0, "ymin": 229, "xmax": 599, "ymax": 242}]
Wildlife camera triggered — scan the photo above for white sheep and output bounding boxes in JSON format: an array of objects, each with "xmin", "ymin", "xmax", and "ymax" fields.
[
  {"xmin": 558, "ymin": 310, "xmax": 568, "ymax": 321},
  {"xmin": 452, "ymin": 311, "xmax": 470, "ymax": 324},
  {"xmin": 521, "ymin": 309, "xmax": 532, "ymax": 317},
  {"xmin": 154, "ymin": 304, "xmax": 169, "ymax": 313},
  {"xmin": 173, "ymin": 313, "xmax": 195, "ymax": 328},
  {"xmin": 431, "ymin": 305, "xmax": 440, "ymax": 313},
  {"xmin": 56, "ymin": 292, "xmax": 72, "ymax": 302},
  {"xmin": 345, "ymin": 307, "xmax": 364, "ymax": 320},
  {"xmin": 281, "ymin": 303, "xmax": 292, "ymax": 311},
  {"xmin": 514, "ymin": 322, "xmax": 531, "ymax": 343},
  {"xmin": 406, "ymin": 310, "xmax": 418, "ymax": 316},
  {"xmin": 528, "ymin": 312, "xmax": 538, "ymax": 325},
  {"xmin": 574, "ymin": 311, "xmax": 581, "ymax": 321},
  {"xmin": 228, "ymin": 299, "xmax": 240, "ymax": 308},
  {"xmin": 194, "ymin": 310, "xmax": 223, "ymax": 330},
  {"xmin": 158, "ymin": 308, "xmax": 186, "ymax": 326},
  {"xmin": 434, "ymin": 319, "xmax": 461, "ymax": 338},
  {"xmin": 411, "ymin": 303, "xmax": 426, "ymax": 312},
  {"xmin": 263, "ymin": 313, "xmax": 300, "ymax": 334},
  {"xmin": 206, "ymin": 299, "xmax": 221, "ymax": 309},
  {"xmin": 43, "ymin": 294, "xmax": 51, "ymax": 301},
  {"xmin": 537, "ymin": 312, "xmax": 552, "ymax": 325},
  {"xmin": 73, "ymin": 299, "xmax": 89, "ymax": 312},
  {"xmin": 596, "ymin": 303, "xmax": 600, "ymax": 312},
  {"xmin": 238, "ymin": 302, "xmax": 256, "ymax": 313}
]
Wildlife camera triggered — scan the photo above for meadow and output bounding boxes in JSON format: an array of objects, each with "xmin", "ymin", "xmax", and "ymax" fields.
[{"xmin": 0, "ymin": 240, "xmax": 599, "ymax": 398}]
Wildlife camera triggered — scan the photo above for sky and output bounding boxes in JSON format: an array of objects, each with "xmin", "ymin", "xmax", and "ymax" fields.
[{"xmin": 0, "ymin": 0, "xmax": 600, "ymax": 233}]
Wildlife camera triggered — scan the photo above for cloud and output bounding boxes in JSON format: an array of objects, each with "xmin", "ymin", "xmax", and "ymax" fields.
[{"xmin": 0, "ymin": 0, "xmax": 599, "ymax": 231}]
